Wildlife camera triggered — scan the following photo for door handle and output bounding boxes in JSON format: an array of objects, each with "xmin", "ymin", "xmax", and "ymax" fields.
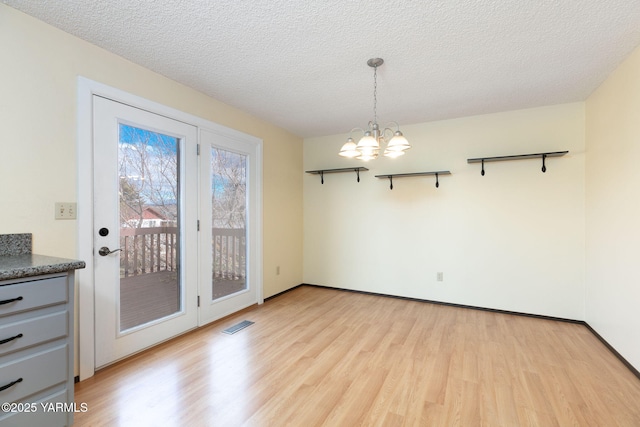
[{"xmin": 98, "ymin": 246, "xmax": 122, "ymax": 256}]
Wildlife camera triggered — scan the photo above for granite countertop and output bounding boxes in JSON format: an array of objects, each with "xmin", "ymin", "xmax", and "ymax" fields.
[
  {"xmin": 0, "ymin": 233, "xmax": 85, "ymax": 281},
  {"xmin": 0, "ymin": 254, "xmax": 86, "ymax": 281}
]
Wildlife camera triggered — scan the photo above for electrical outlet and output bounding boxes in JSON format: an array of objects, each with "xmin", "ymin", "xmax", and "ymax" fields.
[
  {"xmin": 437, "ymin": 272, "xmax": 444, "ymax": 282},
  {"xmin": 55, "ymin": 202, "xmax": 77, "ymax": 219}
]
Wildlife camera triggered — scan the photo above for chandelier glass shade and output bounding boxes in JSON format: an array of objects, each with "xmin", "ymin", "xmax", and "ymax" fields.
[{"xmin": 339, "ymin": 58, "xmax": 411, "ymax": 160}]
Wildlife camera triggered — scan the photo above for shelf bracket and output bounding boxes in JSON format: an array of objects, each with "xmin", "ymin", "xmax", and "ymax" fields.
[
  {"xmin": 435, "ymin": 173, "xmax": 440, "ymax": 188},
  {"xmin": 320, "ymin": 171, "xmax": 324, "ymax": 184},
  {"xmin": 541, "ymin": 154, "xmax": 547, "ymax": 173},
  {"xmin": 481, "ymin": 159, "xmax": 485, "ymax": 176},
  {"xmin": 356, "ymin": 168, "xmax": 360, "ymax": 183},
  {"xmin": 388, "ymin": 175, "xmax": 394, "ymax": 190}
]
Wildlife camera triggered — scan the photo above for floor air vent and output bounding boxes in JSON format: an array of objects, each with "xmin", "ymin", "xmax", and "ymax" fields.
[{"xmin": 223, "ymin": 320, "xmax": 254, "ymax": 335}]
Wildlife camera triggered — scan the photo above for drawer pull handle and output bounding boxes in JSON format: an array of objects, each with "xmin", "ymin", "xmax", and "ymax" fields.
[
  {"xmin": 0, "ymin": 296, "xmax": 23, "ymax": 306},
  {"xmin": 0, "ymin": 378, "xmax": 23, "ymax": 392},
  {"xmin": 0, "ymin": 333, "xmax": 23, "ymax": 345}
]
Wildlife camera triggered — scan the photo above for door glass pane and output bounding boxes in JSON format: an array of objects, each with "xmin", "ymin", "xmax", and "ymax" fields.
[
  {"xmin": 211, "ymin": 147, "xmax": 247, "ymax": 300},
  {"xmin": 118, "ymin": 124, "xmax": 181, "ymax": 331}
]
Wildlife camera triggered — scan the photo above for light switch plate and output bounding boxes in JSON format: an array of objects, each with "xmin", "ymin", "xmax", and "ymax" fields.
[{"xmin": 55, "ymin": 202, "xmax": 77, "ymax": 219}]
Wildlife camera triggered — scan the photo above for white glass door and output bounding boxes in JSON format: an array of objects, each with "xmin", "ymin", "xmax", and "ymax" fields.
[
  {"xmin": 93, "ymin": 96, "xmax": 198, "ymax": 368},
  {"xmin": 198, "ymin": 129, "xmax": 260, "ymax": 325}
]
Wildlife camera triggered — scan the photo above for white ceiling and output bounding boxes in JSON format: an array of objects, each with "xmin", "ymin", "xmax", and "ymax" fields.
[{"xmin": 4, "ymin": 0, "xmax": 640, "ymax": 138}]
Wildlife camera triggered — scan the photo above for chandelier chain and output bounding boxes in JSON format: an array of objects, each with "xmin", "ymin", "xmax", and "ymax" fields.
[{"xmin": 373, "ymin": 64, "xmax": 378, "ymax": 125}]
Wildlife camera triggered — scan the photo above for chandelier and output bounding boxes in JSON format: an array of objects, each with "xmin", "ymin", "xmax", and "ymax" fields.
[{"xmin": 339, "ymin": 58, "xmax": 411, "ymax": 160}]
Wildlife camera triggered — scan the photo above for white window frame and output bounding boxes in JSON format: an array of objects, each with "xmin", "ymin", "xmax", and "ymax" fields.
[{"xmin": 77, "ymin": 77, "xmax": 263, "ymax": 380}]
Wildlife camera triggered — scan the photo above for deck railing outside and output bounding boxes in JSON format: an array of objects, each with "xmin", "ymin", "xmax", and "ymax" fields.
[
  {"xmin": 213, "ymin": 228, "xmax": 246, "ymax": 281},
  {"xmin": 119, "ymin": 226, "xmax": 246, "ymax": 281},
  {"xmin": 120, "ymin": 226, "xmax": 177, "ymax": 278}
]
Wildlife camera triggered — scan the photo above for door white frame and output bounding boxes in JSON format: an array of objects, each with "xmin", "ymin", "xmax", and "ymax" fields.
[
  {"xmin": 77, "ymin": 77, "xmax": 263, "ymax": 380},
  {"xmin": 93, "ymin": 97, "xmax": 199, "ymax": 368},
  {"xmin": 198, "ymin": 129, "xmax": 260, "ymax": 325}
]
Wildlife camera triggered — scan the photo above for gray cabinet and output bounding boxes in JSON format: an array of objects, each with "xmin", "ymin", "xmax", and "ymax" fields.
[{"xmin": 0, "ymin": 273, "xmax": 75, "ymax": 426}]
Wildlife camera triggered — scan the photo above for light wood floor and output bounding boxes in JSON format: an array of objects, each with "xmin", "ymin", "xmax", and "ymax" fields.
[{"xmin": 75, "ymin": 286, "xmax": 640, "ymax": 426}]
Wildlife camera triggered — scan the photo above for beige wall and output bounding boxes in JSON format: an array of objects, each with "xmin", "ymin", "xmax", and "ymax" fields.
[
  {"xmin": 304, "ymin": 103, "xmax": 586, "ymax": 319},
  {"xmin": 586, "ymin": 44, "xmax": 640, "ymax": 370},
  {"xmin": 0, "ymin": 4, "xmax": 303, "ymax": 298}
]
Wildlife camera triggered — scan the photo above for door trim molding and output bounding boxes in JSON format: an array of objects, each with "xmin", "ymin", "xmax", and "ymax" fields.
[{"xmin": 77, "ymin": 77, "xmax": 263, "ymax": 380}]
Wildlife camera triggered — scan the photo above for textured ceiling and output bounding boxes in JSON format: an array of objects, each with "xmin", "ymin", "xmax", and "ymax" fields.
[{"xmin": 4, "ymin": 0, "xmax": 640, "ymax": 138}]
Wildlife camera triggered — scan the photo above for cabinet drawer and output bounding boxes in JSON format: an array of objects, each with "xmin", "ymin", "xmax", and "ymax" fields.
[
  {"xmin": 0, "ymin": 276, "xmax": 67, "ymax": 317},
  {"xmin": 0, "ymin": 345, "xmax": 67, "ymax": 403},
  {"xmin": 0, "ymin": 311, "xmax": 67, "ymax": 357}
]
